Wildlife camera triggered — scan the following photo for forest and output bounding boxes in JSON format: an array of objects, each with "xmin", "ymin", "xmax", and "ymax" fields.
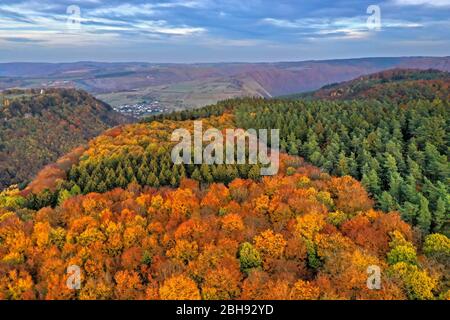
[
  {"xmin": 290, "ymin": 69, "xmax": 450, "ymax": 103},
  {"xmin": 0, "ymin": 88, "xmax": 128, "ymax": 189},
  {"xmin": 0, "ymin": 69, "xmax": 448, "ymax": 300},
  {"xmin": 143, "ymin": 70, "xmax": 450, "ymax": 236},
  {"xmin": 1, "ymin": 158, "xmax": 449, "ymax": 299},
  {"xmin": 233, "ymin": 97, "xmax": 448, "ymax": 236}
]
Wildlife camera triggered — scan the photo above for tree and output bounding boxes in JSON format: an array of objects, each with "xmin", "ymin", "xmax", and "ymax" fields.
[
  {"xmin": 387, "ymin": 233, "xmax": 417, "ymax": 265},
  {"xmin": 287, "ymin": 133, "xmax": 299, "ymax": 155},
  {"xmin": 0, "ymin": 270, "xmax": 35, "ymax": 300},
  {"xmin": 389, "ymin": 262, "xmax": 436, "ymax": 300},
  {"xmin": 290, "ymin": 280, "xmax": 320, "ymax": 300},
  {"xmin": 248, "ymin": 165, "xmax": 261, "ymax": 181},
  {"xmin": 166, "ymin": 240, "xmax": 199, "ymax": 265},
  {"xmin": 433, "ymin": 197, "xmax": 446, "ymax": 233},
  {"xmin": 191, "ymin": 168, "xmax": 202, "ymax": 182},
  {"xmin": 378, "ymin": 191, "xmax": 396, "ymax": 212},
  {"xmin": 424, "ymin": 143, "xmax": 448, "ymax": 181},
  {"xmin": 202, "ymin": 267, "xmax": 241, "ymax": 300},
  {"xmin": 389, "ymin": 172, "xmax": 403, "ymax": 203},
  {"xmin": 361, "ymin": 169, "xmax": 380, "ymax": 197},
  {"xmin": 57, "ymin": 189, "xmax": 71, "ymax": 206},
  {"xmin": 417, "ymin": 194, "xmax": 432, "ymax": 235},
  {"xmin": 402, "ymin": 175, "xmax": 418, "ymax": 205},
  {"xmin": 400, "ymin": 202, "xmax": 418, "ymax": 225},
  {"xmin": 423, "ymin": 233, "xmax": 450, "ymax": 261},
  {"xmin": 254, "ymin": 230, "xmax": 287, "ymax": 261},
  {"xmin": 114, "ymin": 270, "xmax": 145, "ymax": 299},
  {"xmin": 239, "ymin": 242, "xmax": 262, "ymax": 273},
  {"xmin": 159, "ymin": 275, "xmax": 201, "ymax": 300},
  {"xmin": 221, "ymin": 213, "xmax": 245, "ymax": 236}
]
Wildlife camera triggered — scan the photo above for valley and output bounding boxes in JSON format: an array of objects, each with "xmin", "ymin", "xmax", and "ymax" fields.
[{"xmin": 1, "ymin": 57, "xmax": 449, "ymax": 115}]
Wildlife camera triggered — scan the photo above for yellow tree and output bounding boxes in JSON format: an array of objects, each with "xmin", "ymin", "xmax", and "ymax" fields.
[{"xmin": 159, "ymin": 274, "xmax": 201, "ymax": 300}]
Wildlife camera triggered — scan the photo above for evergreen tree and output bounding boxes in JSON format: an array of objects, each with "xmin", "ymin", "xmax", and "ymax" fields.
[
  {"xmin": 402, "ymin": 175, "xmax": 418, "ymax": 205},
  {"xmin": 389, "ymin": 171, "xmax": 403, "ymax": 203},
  {"xmin": 400, "ymin": 202, "xmax": 418, "ymax": 225},
  {"xmin": 433, "ymin": 197, "xmax": 447, "ymax": 233},
  {"xmin": 378, "ymin": 191, "xmax": 396, "ymax": 212},
  {"xmin": 417, "ymin": 194, "xmax": 432, "ymax": 235},
  {"xmin": 57, "ymin": 189, "xmax": 71, "ymax": 206},
  {"xmin": 286, "ymin": 132, "xmax": 297, "ymax": 155},
  {"xmin": 191, "ymin": 168, "xmax": 202, "ymax": 182},
  {"xmin": 248, "ymin": 165, "xmax": 261, "ymax": 181},
  {"xmin": 97, "ymin": 181, "xmax": 107, "ymax": 193},
  {"xmin": 361, "ymin": 169, "xmax": 381, "ymax": 197}
]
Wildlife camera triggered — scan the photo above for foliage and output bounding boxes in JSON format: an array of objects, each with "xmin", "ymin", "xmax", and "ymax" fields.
[
  {"xmin": 232, "ymin": 95, "xmax": 449, "ymax": 234},
  {"xmin": 238, "ymin": 242, "xmax": 262, "ymax": 273},
  {"xmin": 0, "ymin": 88, "xmax": 128, "ymax": 189},
  {"xmin": 0, "ymin": 170, "xmax": 446, "ymax": 300},
  {"xmin": 1, "ymin": 70, "xmax": 448, "ymax": 300},
  {"xmin": 423, "ymin": 233, "xmax": 450, "ymax": 262}
]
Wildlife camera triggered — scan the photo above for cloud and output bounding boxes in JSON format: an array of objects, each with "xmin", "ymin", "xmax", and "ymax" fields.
[
  {"xmin": 0, "ymin": 0, "xmax": 448, "ymax": 62},
  {"xmin": 391, "ymin": 0, "xmax": 450, "ymax": 7},
  {"xmin": 89, "ymin": 1, "xmax": 206, "ymax": 17},
  {"xmin": 0, "ymin": 37, "xmax": 46, "ymax": 43},
  {"xmin": 89, "ymin": 4, "xmax": 156, "ymax": 17},
  {"xmin": 260, "ymin": 16, "xmax": 423, "ymax": 40},
  {"xmin": 133, "ymin": 20, "xmax": 205, "ymax": 35},
  {"xmin": 261, "ymin": 18, "xmax": 305, "ymax": 29},
  {"xmin": 0, "ymin": 0, "xmax": 207, "ymax": 45}
]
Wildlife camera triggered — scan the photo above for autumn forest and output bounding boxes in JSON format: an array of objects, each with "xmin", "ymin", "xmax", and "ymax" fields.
[{"xmin": 0, "ymin": 69, "xmax": 448, "ymax": 300}]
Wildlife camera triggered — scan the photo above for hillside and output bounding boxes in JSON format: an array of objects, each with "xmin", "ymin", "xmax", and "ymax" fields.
[
  {"xmin": 0, "ymin": 70, "xmax": 448, "ymax": 300},
  {"xmin": 1, "ymin": 57, "xmax": 449, "ymax": 113},
  {"xmin": 290, "ymin": 69, "xmax": 450, "ymax": 102},
  {"xmin": 0, "ymin": 88, "xmax": 129, "ymax": 190},
  {"xmin": 234, "ymin": 100, "xmax": 448, "ymax": 235},
  {"xmin": 14, "ymin": 70, "xmax": 449, "ymax": 236},
  {"xmin": 0, "ymin": 115, "xmax": 448, "ymax": 300}
]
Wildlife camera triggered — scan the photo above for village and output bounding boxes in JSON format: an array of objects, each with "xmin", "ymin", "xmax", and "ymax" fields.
[{"xmin": 112, "ymin": 101, "xmax": 169, "ymax": 118}]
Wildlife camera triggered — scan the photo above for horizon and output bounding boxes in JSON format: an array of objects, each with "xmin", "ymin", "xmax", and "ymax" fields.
[{"xmin": 1, "ymin": 55, "xmax": 449, "ymax": 65}]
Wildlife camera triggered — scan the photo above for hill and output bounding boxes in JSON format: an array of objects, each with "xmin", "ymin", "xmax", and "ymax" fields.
[
  {"xmin": 1, "ymin": 57, "xmax": 449, "ymax": 113},
  {"xmin": 13, "ymin": 69, "xmax": 449, "ymax": 236},
  {"xmin": 290, "ymin": 69, "xmax": 450, "ymax": 102},
  {"xmin": 0, "ymin": 88, "xmax": 129, "ymax": 190},
  {"xmin": 0, "ymin": 116, "xmax": 448, "ymax": 300},
  {"xmin": 0, "ymin": 69, "xmax": 448, "ymax": 300}
]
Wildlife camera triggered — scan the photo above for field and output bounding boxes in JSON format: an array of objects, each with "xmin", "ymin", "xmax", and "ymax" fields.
[{"xmin": 97, "ymin": 76, "xmax": 270, "ymax": 111}]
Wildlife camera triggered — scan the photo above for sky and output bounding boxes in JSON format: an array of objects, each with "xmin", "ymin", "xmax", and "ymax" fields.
[{"xmin": 0, "ymin": 0, "xmax": 449, "ymax": 63}]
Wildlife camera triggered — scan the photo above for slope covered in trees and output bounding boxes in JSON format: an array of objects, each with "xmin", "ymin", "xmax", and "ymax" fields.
[
  {"xmin": 12, "ymin": 70, "xmax": 450, "ymax": 236},
  {"xmin": 232, "ymin": 97, "xmax": 449, "ymax": 236},
  {"xmin": 1, "ymin": 160, "xmax": 449, "ymax": 300},
  {"xmin": 0, "ymin": 69, "xmax": 447, "ymax": 300},
  {"xmin": 288, "ymin": 69, "xmax": 450, "ymax": 103},
  {"xmin": 143, "ymin": 75, "xmax": 449, "ymax": 236},
  {"xmin": 19, "ymin": 113, "xmax": 267, "ymax": 198},
  {"xmin": 0, "ymin": 88, "xmax": 129, "ymax": 190}
]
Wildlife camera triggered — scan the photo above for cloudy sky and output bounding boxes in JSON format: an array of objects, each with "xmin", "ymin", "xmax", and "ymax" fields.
[{"xmin": 0, "ymin": 0, "xmax": 449, "ymax": 62}]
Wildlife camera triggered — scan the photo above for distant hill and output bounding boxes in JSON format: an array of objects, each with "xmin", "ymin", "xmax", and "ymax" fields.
[
  {"xmin": 0, "ymin": 57, "xmax": 449, "ymax": 112},
  {"xmin": 289, "ymin": 69, "xmax": 450, "ymax": 102},
  {"xmin": 0, "ymin": 88, "xmax": 129, "ymax": 189}
]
